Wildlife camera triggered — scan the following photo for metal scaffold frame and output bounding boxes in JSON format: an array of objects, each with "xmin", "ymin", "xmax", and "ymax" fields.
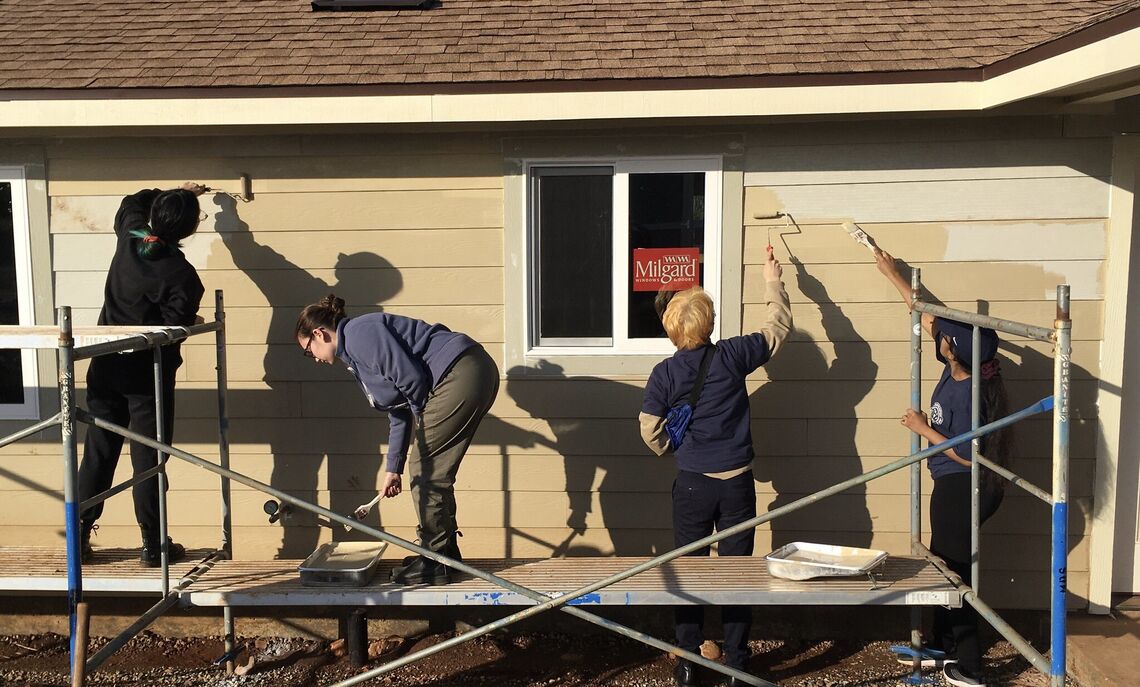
[
  {"xmin": 0, "ymin": 277, "xmax": 1073, "ymax": 687},
  {"xmin": 905, "ymin": 270, "xmax": 1072, "ymax": 687},
  {"xmin": 0, "ymin": 290, "xmax": 235, "ymax": 683}
]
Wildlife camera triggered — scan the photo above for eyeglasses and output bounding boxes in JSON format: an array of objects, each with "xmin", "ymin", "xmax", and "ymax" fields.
[
  {"xmin": 302, "ymin": 336, "xmax": 315, "ymax": 359},
  {"xmin": 198, "ymin": 210, "xmax": 209, "ymax": 222}
]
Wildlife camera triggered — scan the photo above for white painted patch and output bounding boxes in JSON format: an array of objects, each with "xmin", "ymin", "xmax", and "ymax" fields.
[{"xmin": 942, "ymin": 221, "xmax": 1106, "ymax": 262}]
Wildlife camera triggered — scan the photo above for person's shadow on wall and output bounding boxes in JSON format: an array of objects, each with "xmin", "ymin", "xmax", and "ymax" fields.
[
  {"xmin": 505, "ymin": 362, "xmax": 673, "ymax": 557},
  {"xmin": 213, "ymin": 193, "xmax": 402, "ymax": 558},
  {"xmin": 751, "ymin": 260, "xmax": 875, "ymax": 550}
]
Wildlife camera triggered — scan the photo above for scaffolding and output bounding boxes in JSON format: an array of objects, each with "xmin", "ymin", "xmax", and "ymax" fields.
[{"xmin": 0, "ymin": 276, "xmax": 1073, "ymax": 687}]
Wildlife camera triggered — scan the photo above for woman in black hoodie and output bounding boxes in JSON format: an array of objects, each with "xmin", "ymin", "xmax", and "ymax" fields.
[{"xmin": 77, "ymin": 183, "xmax": 207, "ymax": 567}]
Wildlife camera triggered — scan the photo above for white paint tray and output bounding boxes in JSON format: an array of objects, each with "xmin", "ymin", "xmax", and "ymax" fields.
[
  {"xmin": 765, "ymin": 542, "xmax": 888, "ymax": 581},
  {"xmin": 298, "ymin": 542, "xmax": 387, "ymax": 587}
]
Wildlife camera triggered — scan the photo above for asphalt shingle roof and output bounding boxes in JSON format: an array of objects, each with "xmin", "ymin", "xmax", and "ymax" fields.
[{"xmin": 0, "ymin": 0, "xmax": 1137, "ymax": 91}]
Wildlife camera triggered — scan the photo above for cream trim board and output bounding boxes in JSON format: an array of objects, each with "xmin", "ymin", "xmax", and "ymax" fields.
[
  {"xmin": 1088, "ymin": 134, "xmax": 1140, "ymax": 612},
  {"xmin": 980, "ymin": 26, "xmax": 1140, "ymax": 109},
  {"xmin": 0, "ymin": 166, "xmax": 40, "ymax": 420}
]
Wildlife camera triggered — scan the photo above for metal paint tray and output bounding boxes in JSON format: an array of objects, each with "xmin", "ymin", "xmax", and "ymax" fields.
[
  {"xmin": 765, "ymin": 542, "xmax": 888, "ymax": 581},
  {"xmin": 298, "ymin": 542, "xmax": 387, "ymax": 587}
]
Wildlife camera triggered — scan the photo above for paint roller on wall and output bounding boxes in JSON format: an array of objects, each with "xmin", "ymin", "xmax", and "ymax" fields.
[{"xmin": 202, "ymin": 173, "xmax": 254, "ymax": 202}]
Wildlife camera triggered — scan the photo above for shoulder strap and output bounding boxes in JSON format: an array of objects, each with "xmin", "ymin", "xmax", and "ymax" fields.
[{"xmin": 687, "ymin": 345, "xmax": 715, "ymax": 406}]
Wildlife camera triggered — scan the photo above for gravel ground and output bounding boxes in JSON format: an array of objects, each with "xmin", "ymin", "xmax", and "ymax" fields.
[{"xmin": 0, "ymin": 631, "xmax": 1073, "ymax": 686}]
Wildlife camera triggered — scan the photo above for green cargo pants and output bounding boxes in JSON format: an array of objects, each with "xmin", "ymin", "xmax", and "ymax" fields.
[{"xmin": 408, "ymin": 345, "xmax": 499, "ymax": 553}]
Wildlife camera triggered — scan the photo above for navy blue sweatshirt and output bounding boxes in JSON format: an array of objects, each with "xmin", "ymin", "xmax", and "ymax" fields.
[
  {"xmin": 335, "ymin": 313, "xmax": 477, "ymax": 473},
  {"xmin": 640, "ymin": 281, "xmax": 792, "ymax": 473}
]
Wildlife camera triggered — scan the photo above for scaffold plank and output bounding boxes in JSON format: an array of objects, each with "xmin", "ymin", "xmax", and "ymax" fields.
[
  {"xmin": 0, "ymin": 549, "xmax": 961, "ymax": 607},
  {"xmin": 0, "ymin": 547, "xmax": 216, "ymax": 593}
]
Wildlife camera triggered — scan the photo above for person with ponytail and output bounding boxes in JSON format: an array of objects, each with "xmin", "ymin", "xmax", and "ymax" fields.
[
  {"xmin": 296, "ymin": 294, "xmax": 499, "ymax": 585},
  {"xmin": 78, "ymin": 183, "xmax": 207, "ymax": 567},
  {"xmin": 874, "ymin": 247, "xmax": 1011, "ymax": 687}
]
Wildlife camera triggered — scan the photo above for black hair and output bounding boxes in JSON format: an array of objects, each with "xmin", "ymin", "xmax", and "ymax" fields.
[
  {"xmin": 134, "ymin": 189, "xmax": 201, "ymax": 259},
  {"xmin": 295, "ymin": 293, "xmax": 348, "ymax": 340},
  {"xmin": 944, "ymin": 338, "xmax": 1014, "ymax": 492},
  {"xmin": 980, "ymin": 370, "xmax": 1013, "ymax": 492}
]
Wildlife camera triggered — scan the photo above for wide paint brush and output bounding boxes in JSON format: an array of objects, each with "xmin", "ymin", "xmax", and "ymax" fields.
[{"xmin": 842, "ymin": 221, "xmax": 878, "ymax": 252}]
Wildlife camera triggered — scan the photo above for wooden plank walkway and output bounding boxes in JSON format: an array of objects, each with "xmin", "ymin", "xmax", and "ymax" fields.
[{"xmin": 0, "ymin": 547, "xmax": 961, "ymax": 608}]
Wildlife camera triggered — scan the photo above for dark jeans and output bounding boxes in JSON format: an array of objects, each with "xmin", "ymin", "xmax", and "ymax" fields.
[
  {"xmin": 930, "ymin": 472, "xmax": 1004, "ymax": 676},
  {"xmin": 672, "ymin": 468, "xmax": 756, "ymax": 669},
  {"xmin": 77, "ymin": 351, "xmax": 180, "ymax": 542}
]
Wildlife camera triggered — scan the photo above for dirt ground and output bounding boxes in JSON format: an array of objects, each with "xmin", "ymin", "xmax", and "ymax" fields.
[{"xmin": 0, "ymin": 630, "xmax": 1073, "ymax": 686}]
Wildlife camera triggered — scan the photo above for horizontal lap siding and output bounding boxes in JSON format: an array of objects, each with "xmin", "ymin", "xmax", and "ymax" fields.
[
  {"xmin": 0, "ymin": 124, "xmax": 1111, "ymax": 610},
  {"xmin": 741, "ymin": 133, "xmax": 1108, "ymax": 607}
]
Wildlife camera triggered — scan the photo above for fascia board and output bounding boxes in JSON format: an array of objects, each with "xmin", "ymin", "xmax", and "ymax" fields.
[{"xmin": 980, "ymin": 25, "xmax": 1140, "ymax": 108}]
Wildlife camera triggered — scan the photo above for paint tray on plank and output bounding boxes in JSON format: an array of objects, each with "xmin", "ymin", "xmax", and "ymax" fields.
[
  {"xmin": 764, "ymin": 542, "xmax": 887, "ymax": 581},
  {"xmin": 299, "ymin": 541, "xmax": 387, "ymax": 587}
]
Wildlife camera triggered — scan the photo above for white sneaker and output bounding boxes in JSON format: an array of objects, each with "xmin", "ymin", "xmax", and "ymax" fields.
[
  {"xmin": 890, "ymin": 645, "xmax": 951, "ymax": 668},
  {"xmin": 943, "ymin": 663, "xmax": 985, "ymax": 687}
]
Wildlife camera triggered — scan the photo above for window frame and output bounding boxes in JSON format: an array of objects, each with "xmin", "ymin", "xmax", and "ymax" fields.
[
  {"xmin": 524, "ymin": 156, "xmax": 723, "ymax": 358},
  {"xmin": 0, "ymin": 166, "xmax": 39, "ymax": 420}
]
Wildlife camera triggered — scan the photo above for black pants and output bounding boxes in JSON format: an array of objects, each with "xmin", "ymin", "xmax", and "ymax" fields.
[
  {"xmin": 672, "ymin": 469, "xmax": 756, "ymax": 669},
  {"xmin": 77, "ymin": 351, "xmax": 179, "ymax": 542},
  {"xmin": 930, "ymin": 472, "xmax": 1004, "ymax": 676}
]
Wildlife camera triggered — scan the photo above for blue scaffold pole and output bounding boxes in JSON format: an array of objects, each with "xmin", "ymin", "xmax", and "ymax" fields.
[{"xmin": 1050, "ymin": 286, "xmax": 1071, "ymax": 686}]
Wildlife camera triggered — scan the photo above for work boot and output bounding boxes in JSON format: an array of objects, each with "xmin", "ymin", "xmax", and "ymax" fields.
[
  {"xmin": 673, "ymin": 658, "xmax": 700, "ymax": 687},
  {"xmin": 390, "ymin": 555, "xmax": 448, "ymax": 585},
  {"xmin": 402, "ymin": 530, "xmax": 463, "ymax": 566},
  {"xmin": 80, "ymin": 523, "xmax": 97, "ymax": 565},
  {"xmin": 139, "ymin": 526, "xmax": 187, "ymax": 568},
  {"xmin": 140, "ymin": 538, "xmax": 186, "ymax": 568}
]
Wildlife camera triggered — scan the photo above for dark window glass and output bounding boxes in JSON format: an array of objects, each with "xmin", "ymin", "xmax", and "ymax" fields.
[
  {"xmin": 1, "ymin": 182, "xmax": 24, "ymax": 404},
  {"xmin": 535, "ymin": 169, "xmax": 613, "ymax": 341},
  {"xmin": 627, "ymin": 173, "xmax": 705, "ymax": 338}
]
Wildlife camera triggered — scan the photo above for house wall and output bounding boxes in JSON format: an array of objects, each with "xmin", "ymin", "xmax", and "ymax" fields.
[{"xmin": 0, "ymin": 115, "xmax": 1110, "ymax": 608}]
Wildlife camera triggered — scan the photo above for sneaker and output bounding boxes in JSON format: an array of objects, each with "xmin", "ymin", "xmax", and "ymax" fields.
[
  {"xmin": 672, "ymin": 658, "xmax": 700, "ymax": 687},
  {"xmin": 140, "ymin": 539, "xmax": 186, "ymax": 568},
  {"xmin": 891, "ymin": 645, "xmax": 951, "ymax": 668},
  {"xmin": 943, "ymin": 663, "xmax": 985, "ymax": 687}
]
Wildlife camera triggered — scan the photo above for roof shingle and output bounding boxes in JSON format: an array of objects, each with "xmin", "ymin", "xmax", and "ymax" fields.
[{"xmin": 0, "ymin": 0, "xmax": 1136, "ymax": 91}]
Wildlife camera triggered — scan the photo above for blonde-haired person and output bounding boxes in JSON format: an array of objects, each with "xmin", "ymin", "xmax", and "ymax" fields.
[{"xmin": 639, "ymin": 249, "xmax": 791, "ymax": 687}]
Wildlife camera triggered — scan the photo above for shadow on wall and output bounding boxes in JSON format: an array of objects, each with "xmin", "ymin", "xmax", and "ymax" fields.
[
  {"xmin": 751, "ymin": 259, "xmax": 875, "ymax": 550},
  {"xmin": 505, "ymin": 362, "xmax": 672, "ymax": 557},
  {"xmin": 213, "ymin": 192, "xmax": 402, "ymax": 558}
]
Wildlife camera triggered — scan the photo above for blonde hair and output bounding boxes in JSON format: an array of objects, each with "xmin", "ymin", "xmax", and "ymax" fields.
[{"xmin": 662, "ymin": 287, "xmax": 715, "ymax": 350}]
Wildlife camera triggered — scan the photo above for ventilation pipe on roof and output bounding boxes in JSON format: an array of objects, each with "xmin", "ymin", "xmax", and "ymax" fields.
[{"xmin": 312, "ymin": 0, "xmax": 439, "ymax": 10}]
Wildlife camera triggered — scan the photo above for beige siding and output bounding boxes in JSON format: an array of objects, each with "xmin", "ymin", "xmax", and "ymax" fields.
[{"xmin": 0, "ymin": 120, "xmax": 1111, "ymax": 610}]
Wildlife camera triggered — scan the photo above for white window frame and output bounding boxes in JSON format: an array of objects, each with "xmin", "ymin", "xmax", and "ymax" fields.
[
  {"xmin": 524, "ymin": 156, "xmax": 722, "ymax": 358},
  {"xmin": 0, "ymin": 166, "xmax": 39, "ymax": 420}
]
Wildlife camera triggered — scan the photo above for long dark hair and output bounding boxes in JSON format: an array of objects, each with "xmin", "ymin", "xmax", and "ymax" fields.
[
  {"xmin": 132, "ymin": 189, "xmax": 201, "ymax": 259},
  {"xmin": 295, "ymin": 293, "xmax": 348, "ymax": 339},
  {"xmin": 980, "ymin": 366, "xmax": 1013, "ymax": 492}
]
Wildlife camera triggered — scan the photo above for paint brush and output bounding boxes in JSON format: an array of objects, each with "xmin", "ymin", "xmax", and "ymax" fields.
[
  {"xmin": 353, "ymin": 494, "xmax": 383, "ymax": 520},
  {"xmin": 842, "ymin": 221, "xmax": 878, "ymax": 252}
]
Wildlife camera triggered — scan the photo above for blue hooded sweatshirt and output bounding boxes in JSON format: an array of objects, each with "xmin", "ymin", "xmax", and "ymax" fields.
[{"xmin": 335, "ymin": 313, "xmax": 476, "ymax": 473}]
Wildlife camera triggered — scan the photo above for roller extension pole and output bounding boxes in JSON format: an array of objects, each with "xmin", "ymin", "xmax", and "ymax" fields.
[
  {"xmin": 1050, "ymin": 286, "xmax": 1071, "ymax": 687},
  {"xmin": 214, "ymin": 291, "xmax": 236, "ymax": 673}
]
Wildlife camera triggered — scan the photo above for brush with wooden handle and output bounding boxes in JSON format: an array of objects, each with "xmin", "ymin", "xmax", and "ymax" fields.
[{"xmin": 842, "ymin": 221, "xmax": 878, "ymax": 251}]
